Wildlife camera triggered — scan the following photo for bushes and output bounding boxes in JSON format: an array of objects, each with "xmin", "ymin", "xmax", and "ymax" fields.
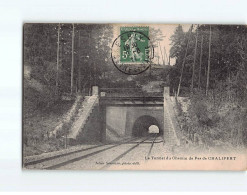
[
  {"xmin": 185, "ymin": 89, "xmax": 246, "ymax": 148},
  {"xmin": 23, "ymin": 95, "xmax": 75, "ymax": 156}
]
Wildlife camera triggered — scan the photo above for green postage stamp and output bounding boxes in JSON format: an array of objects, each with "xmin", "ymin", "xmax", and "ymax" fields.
[
  {"xmin": 111, "ymin": 26, "xmax": 153, "ymax": 75},
  {"xmin": 120, "ymin": 27, "xmax": 149, "ymax": 63}
]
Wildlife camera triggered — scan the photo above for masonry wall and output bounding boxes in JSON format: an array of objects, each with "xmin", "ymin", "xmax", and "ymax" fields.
[
  {"xmin": 105, "ymin": 107, "xmax": 128, "ymax": 142},
  {"xmin": 75, "ymin": 104, "xmax": 102, "ymax": 143},
  {"xmin": 105, "ymin": 106, "xmax": 164, "ymax": 142}
]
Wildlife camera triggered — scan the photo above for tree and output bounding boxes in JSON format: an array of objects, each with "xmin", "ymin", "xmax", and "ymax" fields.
[{"xmin": 150, "ymin": 27, "xmax": 165, "ymax": 48}]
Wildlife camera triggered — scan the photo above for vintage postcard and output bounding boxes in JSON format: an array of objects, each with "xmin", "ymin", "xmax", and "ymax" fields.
[{"xmin": 23, "ymin": 23, "xmax": 247, "ymax": 170}]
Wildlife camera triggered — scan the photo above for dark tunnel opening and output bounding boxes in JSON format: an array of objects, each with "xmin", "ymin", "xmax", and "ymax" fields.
[{"xmin": 132, "ymin": 115, "xmax": 163, "ymax": 137}]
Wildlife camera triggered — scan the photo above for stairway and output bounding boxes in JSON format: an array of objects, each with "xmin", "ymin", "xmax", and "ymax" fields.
[
  {"xmin": 67, "ymin": 95, "xmax": 99, "ymax": 140},
  {"xmin": 49, "ymin": 95, "xmax": 83, "ymax": 138},
  {"xmin": 163, "ymin": 95, "xmax": 180, "ymax": 146}
]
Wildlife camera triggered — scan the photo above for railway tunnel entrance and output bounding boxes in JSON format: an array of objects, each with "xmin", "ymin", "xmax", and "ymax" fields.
[
  {"xmin": 98, "ymin": 87, "xmax": 179, "ymax": 145},
  {"xmin": 104, "ymin": 106, "xmax": 164, "ymax": 142},
  {"xmin": 132, "ymin": 115, "xmax": 162, "ymax": 137}
]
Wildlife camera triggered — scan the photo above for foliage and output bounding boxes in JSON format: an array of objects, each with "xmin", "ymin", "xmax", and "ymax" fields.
[
  {"xmin": 170, "ymin": 24, "xmax": 247, "ymax": 147},
  {"xmin": 150, "ymin": 27, "xmax": 165, "ymax": 48},
  {"xmin": 170, "ymin": 24, "xmax": 247, "ymax": 96}
]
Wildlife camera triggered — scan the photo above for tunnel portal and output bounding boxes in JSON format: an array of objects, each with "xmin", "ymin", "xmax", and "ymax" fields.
[{"xmin": 132, "ymin": 115, "xmax": 163, "ymax": 137}]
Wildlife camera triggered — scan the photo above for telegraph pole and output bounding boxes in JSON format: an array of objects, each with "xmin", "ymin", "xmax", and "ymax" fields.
[
  {"xmin": 70, "ymin": 23, "xmax": 75, "ymax": 95},
  {"xmin": 198, "ymin": 35, "xmax": 204, "ymax": 89},
  {"xmin": 191, "ymin": 26, "xmax": 198, "ymax": 92},
  {"xmin": 177, "ymin": 25, "xmax": 193, "ymax": 97},
  {"xmin": 56, "ymin": 23, "xmax": 60, "ymax": 95},
  {"xmin": 206, "ymin": 25, "xmax": 212, "ymax": 96},
  {"xmin": 78, "ymin": 31, "xmax": 82, "ymax": 93}
]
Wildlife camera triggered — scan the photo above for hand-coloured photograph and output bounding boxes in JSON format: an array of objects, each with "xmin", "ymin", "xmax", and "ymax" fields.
[{"xmin": 23, "ymin": 23, "xmax": 247, "ymax": 170}]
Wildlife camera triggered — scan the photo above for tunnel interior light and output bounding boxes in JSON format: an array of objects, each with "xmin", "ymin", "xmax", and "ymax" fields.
[{"xmin": 148, "ymin": 125, "xmax": 159, "ymax": 134}]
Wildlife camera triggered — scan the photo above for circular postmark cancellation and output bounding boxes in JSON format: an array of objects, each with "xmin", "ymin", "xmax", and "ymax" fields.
[{"xmin": 111, "ymin": 27, "xmax": 154, "ymax": 75}]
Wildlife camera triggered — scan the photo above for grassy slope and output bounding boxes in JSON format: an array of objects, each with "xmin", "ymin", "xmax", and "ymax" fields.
[
  {"xmin": 23, "ymin": 83, "xmax": 75, "ymax": 156},
  {"xmin": 173, "ymin": 91, "xmax": 246, "ymax": 154}
]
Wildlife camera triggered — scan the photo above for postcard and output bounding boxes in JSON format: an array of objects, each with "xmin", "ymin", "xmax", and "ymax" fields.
[{"xmin": 23, "ymin": 23, "xmax": 247, "ymax": 170}]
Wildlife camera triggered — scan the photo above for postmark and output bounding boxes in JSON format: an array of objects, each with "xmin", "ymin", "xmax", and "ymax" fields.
[{"xmin": 111, "ymin": 27, "xmax": 154, "ymax": 75}]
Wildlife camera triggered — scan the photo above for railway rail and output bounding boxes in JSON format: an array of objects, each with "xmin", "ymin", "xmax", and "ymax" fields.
[{"xmin": 24, "ymin": 134, "xmax": 163, "ymax": 170}]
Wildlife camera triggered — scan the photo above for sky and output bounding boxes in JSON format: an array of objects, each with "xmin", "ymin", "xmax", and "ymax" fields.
[{"xmin": 158, "ymin": 24, "xmax": 191, "ymax": 65}]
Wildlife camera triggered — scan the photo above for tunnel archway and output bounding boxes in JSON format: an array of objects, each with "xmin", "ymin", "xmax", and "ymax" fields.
[{"xmin": 132, "ymin": 115, "xmax": 163, "ymax": 137}]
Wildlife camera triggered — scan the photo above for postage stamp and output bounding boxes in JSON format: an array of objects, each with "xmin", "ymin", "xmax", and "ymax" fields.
[{"xmin": 111, "ymin": 26, "xmax": 154, "ymax": 75}]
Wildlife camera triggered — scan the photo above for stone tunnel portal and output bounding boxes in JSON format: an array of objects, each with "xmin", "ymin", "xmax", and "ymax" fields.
[
  {"xmin": 132, "ymin": 115, "xmax": 163, "ymax": 137},
  {"xmin": 105, "ymin": 106, "xmax": 164, "ymax": 142}
]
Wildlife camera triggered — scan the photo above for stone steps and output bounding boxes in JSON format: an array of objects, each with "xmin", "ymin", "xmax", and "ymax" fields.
[
  {"xmin": 49, "ymin": 95, "xmax": 83, "ymax": 138},
  {"xmin": 163, "ymin": 95, "xmax": 180, "ymax": 147},
  {"xmin": 67, "ymin": 95, "xmax": 99, "ymax": 139}
]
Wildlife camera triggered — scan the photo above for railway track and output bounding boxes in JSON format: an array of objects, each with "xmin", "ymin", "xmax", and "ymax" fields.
[
  {"xmin": 24, "ymin": 134, "xmax": 162, "ymax": 170},
  {"xmin": 147, "ymin": 134, "xmax": 158, "ymax": 158},
  {"xmin": 24, "ymin": 137, "xmax": 140, "ymax": 169},
  {"xmin": 100, "ymin": 136, "xmax": 153, "ymax": 169}
]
